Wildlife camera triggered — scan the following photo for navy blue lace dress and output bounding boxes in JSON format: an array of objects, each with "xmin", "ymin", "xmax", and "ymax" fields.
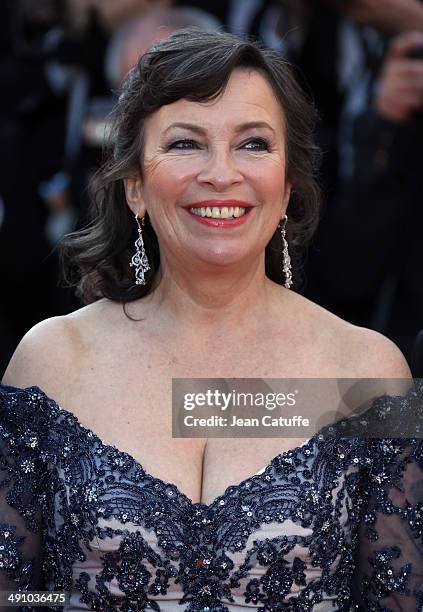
[{"xmin": 0, "ymin": 383, "xmax": 422, "ymax": 611}]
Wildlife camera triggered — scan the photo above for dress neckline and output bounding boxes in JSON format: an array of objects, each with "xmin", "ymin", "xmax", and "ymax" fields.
[{"xmin": 6, "ymin": 385, "xmax": 317, "ymax": 511}]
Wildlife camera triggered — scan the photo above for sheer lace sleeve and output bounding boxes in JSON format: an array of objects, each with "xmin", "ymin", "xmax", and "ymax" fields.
[
  {"xmin": 0, "ymin": 384, "xmax": 52, "ymax": 598},
  {"xmin": 351, "ymin": 432, "xmax": 423, "ymax": 611}
]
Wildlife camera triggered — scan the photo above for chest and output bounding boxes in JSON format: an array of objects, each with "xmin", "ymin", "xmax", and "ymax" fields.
[
  {"xmin": 49, "ymin": 416, "xmax": 362, "ymax": 611},
  {"xmin": 56, "ymin": 336, "xmax": 343, "ymax": 506}
]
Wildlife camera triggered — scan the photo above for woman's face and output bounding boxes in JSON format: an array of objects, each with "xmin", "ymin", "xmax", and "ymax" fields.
[{"xmin": 125, "ymin": 67, "xmax": 292, "ymax": 272}]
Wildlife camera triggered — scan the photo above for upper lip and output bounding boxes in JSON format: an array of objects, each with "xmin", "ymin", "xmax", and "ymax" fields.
[{"xmin": 183, "ymin": 200, "xmax": 255, "ymax": 209}]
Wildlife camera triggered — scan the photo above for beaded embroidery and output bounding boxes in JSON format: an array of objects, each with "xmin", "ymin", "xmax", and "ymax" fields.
[{"xmin": 0, "ymin": 383, "xmax": 422, "ymax": 611}]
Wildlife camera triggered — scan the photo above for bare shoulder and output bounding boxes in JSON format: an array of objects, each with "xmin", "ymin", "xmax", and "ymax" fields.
[
  {"xmin": 340, "ymin": 323, "xmax": 412, "ymax": 378},
  {"xmin": 1, "ymin": 298, "xmax": 120, "ymax": 394},
  {"xmin": 283, "ymin": 290, "xmax": 412, "ymax": 378},
  {"xmin": 2, "ymin": 314, "xmax": 79, "ymax": 393}
]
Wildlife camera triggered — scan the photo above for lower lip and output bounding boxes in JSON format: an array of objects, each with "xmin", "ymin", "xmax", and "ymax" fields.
[{"xmin": 185, "ymin": 208, "xmax": 253, "ymax": 227}]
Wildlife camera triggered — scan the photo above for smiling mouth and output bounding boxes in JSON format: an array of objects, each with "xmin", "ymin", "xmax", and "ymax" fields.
[{"xmin": 189, "ymin": 205, "xmax": 249, "ymax": 219}]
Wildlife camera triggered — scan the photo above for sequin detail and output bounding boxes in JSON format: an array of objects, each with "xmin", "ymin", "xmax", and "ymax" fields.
[{"xmin": 0, "ymin": 383, "xmax": 422, "ymax": 611}]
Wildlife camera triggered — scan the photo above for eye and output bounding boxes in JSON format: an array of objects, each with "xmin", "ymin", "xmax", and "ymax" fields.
[
  {"xmin": 167, "ymin": 139, "xmax": 198, "ymax": 150},
  {"xmin": 242, "ymin": 138, "xmax": 270, "ymax": 151}
]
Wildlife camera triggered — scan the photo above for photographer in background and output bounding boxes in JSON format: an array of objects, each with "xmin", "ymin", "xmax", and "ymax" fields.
[{"xmin": 304, "ymin": 26, "xmax": 423, "ymax": 367}]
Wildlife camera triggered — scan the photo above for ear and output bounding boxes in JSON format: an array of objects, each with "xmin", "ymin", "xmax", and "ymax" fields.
[
  {"xmin": 282, "ymin": 182, "xmax": 293, "ymax": 213},
  {"xmin": 124, "ymin": 173, "xmax": 146, "ymax": 218}
]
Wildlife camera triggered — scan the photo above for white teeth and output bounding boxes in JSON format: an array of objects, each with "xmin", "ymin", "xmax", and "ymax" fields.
[{"xmin": 189, "ymin": 206, "xmax": 248, "ymax": 219}]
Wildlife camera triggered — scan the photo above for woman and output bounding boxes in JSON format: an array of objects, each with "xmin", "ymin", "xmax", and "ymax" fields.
[{"xmin": 1, "ymin": 27, "xmax": 422, "ymax": 610}]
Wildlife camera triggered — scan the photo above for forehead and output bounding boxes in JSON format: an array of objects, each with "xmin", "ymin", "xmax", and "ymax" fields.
[{"xmin": 146, "ymin": 68, "xmax": 286, "ymax": 133}]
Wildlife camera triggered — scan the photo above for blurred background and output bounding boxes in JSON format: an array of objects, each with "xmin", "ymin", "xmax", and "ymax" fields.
[{"xmin": 1, "ymin": 0, "xmax": 423, "ymax": 376}]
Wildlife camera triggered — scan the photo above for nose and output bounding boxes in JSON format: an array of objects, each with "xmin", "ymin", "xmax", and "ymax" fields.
[{"xmin": 197, "ymin": 146, "xmax": 243, "ymax": 191}]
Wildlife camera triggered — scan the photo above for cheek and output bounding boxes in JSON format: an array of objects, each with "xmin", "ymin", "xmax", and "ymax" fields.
[
  {"xmin": 248, "ymin": 164, "xmax": 287, "ymax": 199},
  {"xmin": 144, "ymin": 157, "xmax": 195, "ymax": 199}
]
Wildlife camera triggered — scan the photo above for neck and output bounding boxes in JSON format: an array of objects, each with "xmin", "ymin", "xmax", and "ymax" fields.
[{"xmin": 138, "ymin": 254, "xmax": 285, "ymax": 337}]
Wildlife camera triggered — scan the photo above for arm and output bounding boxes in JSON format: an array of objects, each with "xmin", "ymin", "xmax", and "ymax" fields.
[
  {"xmin": 351, "ymin": 434, "xmax": 423, "ymax": 610},
  {"xmin": 0, "ymin": 318, "xmax": 79, "ymax": 603},
  {"xmin": 0, "ymin": 386, "xmax": 50, "ymax": 602}
]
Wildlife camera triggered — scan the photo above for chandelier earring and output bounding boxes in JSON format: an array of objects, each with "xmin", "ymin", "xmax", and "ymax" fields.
[
  {"xmin": 279, "ymin": 214, "xmax": 293, "ymax": 289},
  {"xmin": 130, "ymin": 213, "xmax": 150, "ymax": 285}
]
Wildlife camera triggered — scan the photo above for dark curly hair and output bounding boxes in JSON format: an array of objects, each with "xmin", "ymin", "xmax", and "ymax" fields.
[{"xmin": 60, "ymin": 27, "xmax": 321, "ymax": 304}]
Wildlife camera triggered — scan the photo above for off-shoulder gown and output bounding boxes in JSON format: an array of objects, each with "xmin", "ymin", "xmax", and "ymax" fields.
[{"xmin": 0, "ymin": 383, "xmax": 422, "ymax": 611}]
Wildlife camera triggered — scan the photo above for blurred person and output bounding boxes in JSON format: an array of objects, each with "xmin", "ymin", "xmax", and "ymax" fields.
[
  {"xmin": 304, "ymin": 25, "xmax": 423, "ymax": 365},
  {"xmin": 105, "ymin": 5, "xmax": 222, "ymax": 87},
  {"xmin": 226, "ymin": 0, "xmax": 288, "ymax": 52},
  {"xmin": 66, "ymin": 0, "xmax": 172, "ymax": 32},
  {"xmin": 375, "ymin": 30, "xmax": 423, "ymax": 120},
  {"xmin": 30, "ymin": 2, "xmax": 191, "ymax": 246},
  {"xmin": 1, "ymin": 27, "xmax": 420, "ymax": 609},
  {"xmin": 331, "ymin": 0, "xmax": 423, "ymax": 32},
  {"xmin": 92, "ymin": 0, "xmax": 172, "ymax": 31},
  {"xmin": 173, "ymin": 0, "xmax": 290, "ymax": 51},
  {"xmin": 0, "ymin": 0, "xmax": 74, "ymax": 376},
  {"xmin": 58, "ymin": 0, "xmax": 172, "ymax": 102},
  {"xmin": 279, "ymin": 0, "xmax": 423, "ymax": 190}
]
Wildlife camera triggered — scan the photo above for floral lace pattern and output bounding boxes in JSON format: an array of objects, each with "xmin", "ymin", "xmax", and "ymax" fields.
[{"xmin": 0, "ymin": 383, "xmax": 422, "ymax": 611}]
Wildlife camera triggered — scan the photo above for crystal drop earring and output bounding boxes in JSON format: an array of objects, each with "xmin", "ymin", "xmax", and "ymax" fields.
[
  {"xmin": 280, "ymin": 214, "xmax": 293, "ymax": 289},
  {"xmin": 130, "ymin": 213, "xmax": 150, "ymax": 285}
]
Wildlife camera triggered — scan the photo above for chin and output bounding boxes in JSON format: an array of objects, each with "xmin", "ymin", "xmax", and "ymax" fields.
[{"xmin": 194, "ymin": 249, "xmax": 251, "ymax": 269}]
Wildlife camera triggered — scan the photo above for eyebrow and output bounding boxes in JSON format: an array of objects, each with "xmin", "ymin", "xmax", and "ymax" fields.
[{"xmin": 163, "ymin": 121, "xmax": 276, "ymax": 135}]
